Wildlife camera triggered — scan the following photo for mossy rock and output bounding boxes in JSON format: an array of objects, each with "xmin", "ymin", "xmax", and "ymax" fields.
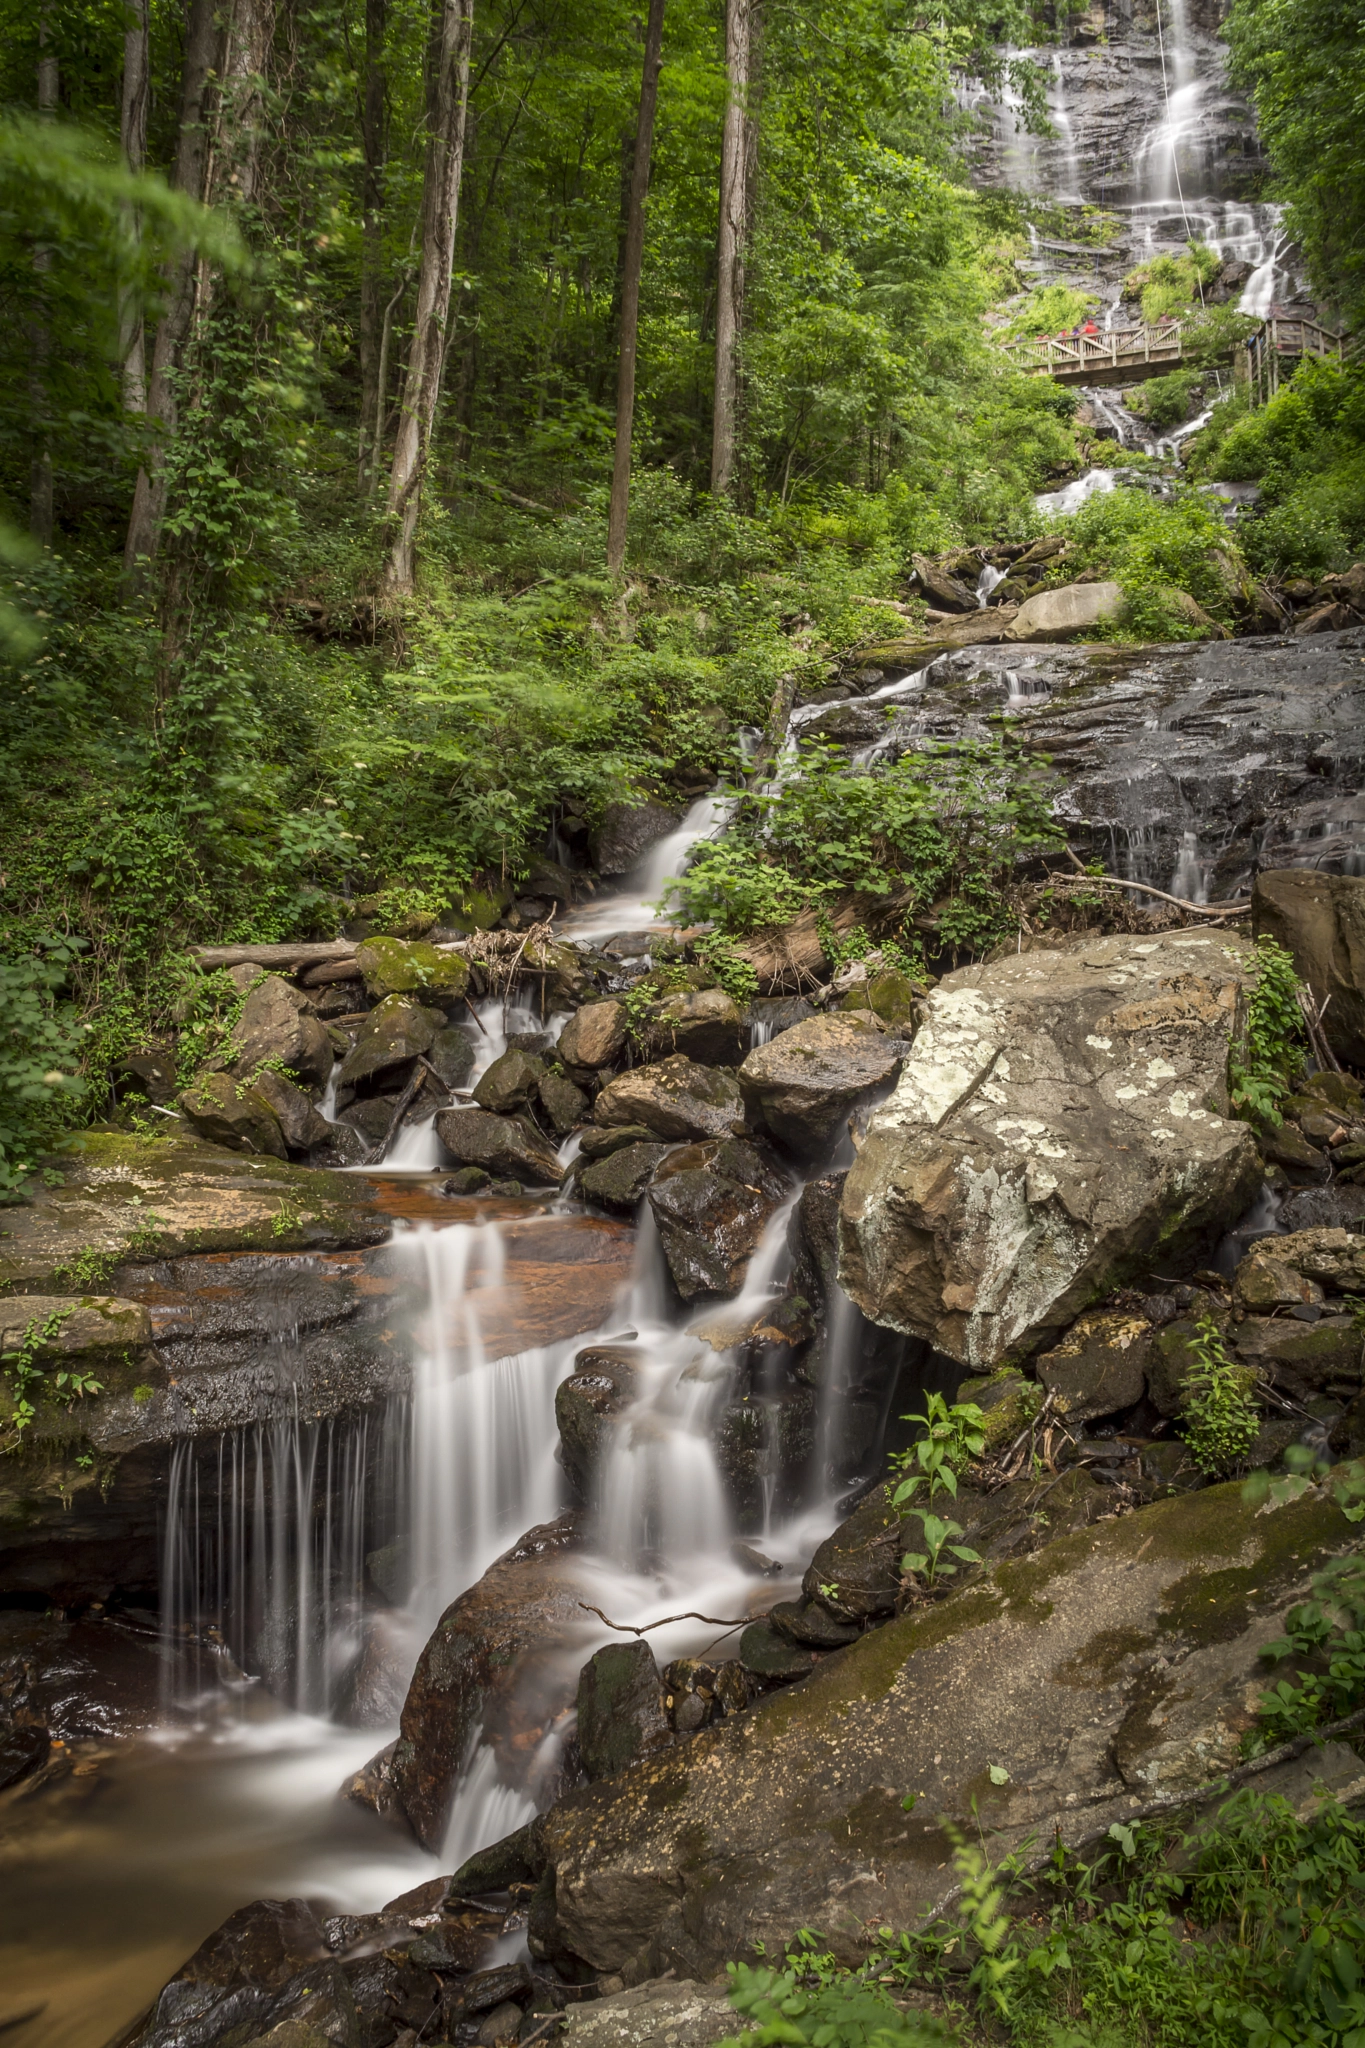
[
  {"xmin": 957, "ymin": 1371, "xmax": 1039, "ymax": 1452},
  {"xmin": 356, "ymin": 936, "xmax": 470, "ymax": 1001},
  {"xmin": 866, "ymin": 969, "xmax": 920, "ymax": 1030}
]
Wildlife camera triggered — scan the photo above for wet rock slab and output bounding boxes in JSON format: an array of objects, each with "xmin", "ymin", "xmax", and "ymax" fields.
[{"xmin": 560, "ymin": 1979, "xmax": 752, "ymax": 2048}]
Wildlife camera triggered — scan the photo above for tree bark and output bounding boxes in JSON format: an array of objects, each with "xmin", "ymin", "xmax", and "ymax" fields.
[
  {"xmin": 123, "ymin": 0, "xmax": 223, "ymax": 580},
  {"xmin": 605, "ymin": 0, "xmax": 665, "ymax": 577},
  {"xmin": 380, "ymin": 0, "xmax": 475, "ymax": 594},
  {"xmin": 358, "ymin": 0, "xmax": 388, "ymax": 485},
  {"xmin": 30, "ymin": 9, "xmax": 58, "ymax": 544},
  {"xmin": 710, "ymin": 0, "xmax": 749, "ymax": 497},
  {"xmin": 118, "ymin": 0, "xmax": 150, "ymax": 416}
]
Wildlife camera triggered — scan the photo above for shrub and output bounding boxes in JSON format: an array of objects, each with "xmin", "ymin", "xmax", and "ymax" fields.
[
  {"xmin": 1179, "ymin": 1313, "xmax": 1260, "ymax": 1474},
  {"xmin": 0, "ymin": 938, "xmax": 87, "ymax": 1200}
]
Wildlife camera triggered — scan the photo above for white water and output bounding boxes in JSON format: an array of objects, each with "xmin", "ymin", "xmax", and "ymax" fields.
[
  {"xmin": 562, "ymin": 790, "xmax": 735, "ymax": 941},
  {"xmin": 1036, "ymin": 467, "xmax": 1117, "ymax": 517},
  {"xmin": 976, "ymin": 562, "xmax": 1008, "ymax": 607}
]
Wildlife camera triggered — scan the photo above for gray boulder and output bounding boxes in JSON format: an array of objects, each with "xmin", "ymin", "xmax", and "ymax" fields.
[
  {"xmin": 539, "ymin": 1068, "xmax": 589, "ymax": 1135},
  {"xmin": 646, "ymin": 1139, "xmax": 790, "ymax": 1299},
  {"xmin": 1003, "ymin": 580, "xmax": 1123, "ymax": 643},
  {"xmin": 250, "ymin": 1069, "xmax": 334, "ymax": 1155},
  {"xmin": 594, "ymin": 1057, "xmax": 745, "ymax": 1142},
  {"xmin": 558, "ymin": 1000, "xmax": 628, "ymax": 1074},
  {"xmin": 231, "ymin": 975, "xmax": 334, "ymax": 1089},
  {"xmin": 839, "ymin": 932, "xmax": 1262, "ymax": 1370},
  {"xmin": 473, "ymin": 1048, "xmax": 545, "ymax": 1113},
  {"xmin": 337, "ymin": 994, "xmax": 445, "ymax": 1090},
  {"xmin": 531, "ymin": 1481, "xmax": 1357, "ymax": 1979},
  {"xmin": 434, "ymin": 1106, "xmax": 564, "ymax": 1186},
  {"xmin": 577, "ymin": 1641, "xmax": 672, "ymax": 1782},
  {"xmin": 578, "ymin": 1142, "xmax": 671, "ymax": 1214},
  {"xmin": 178, "ymin": 1071, "xmax": 288, "ymax": 1160},
  {"xmin": 739, "ymin": 1014, "xmax": 904, "ymax": 1162},
  {"xmin": 638, "ymin": 989, "xmax": 745, "ymax": 1067},
  {"xmin": 592, "ymin": 799, "xmax": 684, "ymax": 876},
  {"xmin": 428, "ymin": 1025, "xmax": 477, "ymax": 1091}
]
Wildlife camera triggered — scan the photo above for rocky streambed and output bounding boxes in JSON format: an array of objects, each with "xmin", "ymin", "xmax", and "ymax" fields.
[{"xmin": 3, "ymin": 629, "xmax": 1365, "ymax": 2048}]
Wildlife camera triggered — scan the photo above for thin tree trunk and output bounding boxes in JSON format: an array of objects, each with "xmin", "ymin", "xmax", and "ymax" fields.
[
  {"xmin": 605, "ymin": 0, "xmax": 665, "ymax": 577},
  {"xmin": 381, "ymin": 0, "xmax": 475, "ymax": 594},
  {"xmin": 710, "ymin": 0, "xmax": 749, "ymax": 497},
  {"xmin": 358, "ymin": 0, "xmax": 388, "ymax": 486},
  {"xmin": 30, "ymin": 10, "xmax": 58, "ymax": 544},
  {"xmin": 119, "ymin": 0, "xmax": 150, "ymax": 416},
  {"xmin": 123, "ymin": 0, "xmax": 223, "ymax": 580}
]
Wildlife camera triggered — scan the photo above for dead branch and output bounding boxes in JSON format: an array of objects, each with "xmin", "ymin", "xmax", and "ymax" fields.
[{"xmin": 577, "ymin": 1602, "xmax": 749, "ymax": 1636}]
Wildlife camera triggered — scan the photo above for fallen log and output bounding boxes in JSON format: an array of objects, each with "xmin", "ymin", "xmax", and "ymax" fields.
[
  {"xmin": 301, "ymin": 957, "xmax": 364, "ymax": 986},
  {"xmin": 190, "ymin": 941, "xmax": 356, "ymax": 969}
]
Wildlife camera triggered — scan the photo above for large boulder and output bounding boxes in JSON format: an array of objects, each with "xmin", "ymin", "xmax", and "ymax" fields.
[
  {"xmin": 1251, "ymin": 870, "xmax": 1365, "ymax": 1066},
  {"xmin": 178, "ymin": 1071, "xmax": 288, "ymax": 1159},
  {"xmin": 428, "ymin": 1023, "xmax": 477, "ymax": 1091},
  {"xmin": 594, "ymin": 1057, "xmax": 745, "ymax": 1142},
  {"xmin": 577, "ymin": 1641, "xmax": 672, "ymax": 1782},
  {"xmin": 336, "ymin": 994, "xmax": 445, "ymax": 1090},
  {"xmin": 558, "ymin": 1001, "xmax": 628, "ymax": 1074},
  {"xmin": 838, "ymin": 932, "xmax": 1262, "ymax": 1369},
  {"xmin": 1002, "ymin": 580, "xmax": 1123, "ymax": 643},
  {"xmin": 120, "ymin": 1895, "xmax": 340, "ymax": 2048},
  {"xmin": 250, "ymin": 1069, "xmax": 333, "ymax": 1155},
  {"xmin": 392, "ymin": 1514, "xmax": 590, "ymax": 1850},
  {"xmin": 530, "ymin": 1480, "xmax": 1358, "ymax": 1980},
  {"xmin": 739, "ymin": 1014, "xmax": 904, "ymax": 1162},
  {"xmin": 356, "ymin": 935, "xmax": 470, "ymax": 1003},
  {"xmin": 578, "ymin": 1142, "xmax": 672, "ymax": 1214},
  {"xmin": 230, "ymin": 975, "xmax": 334, "ymax": 1090},
  {"xmin": 646, "ymin": 1140, "xmax": 791, "ymax": 1299},
  {"xmin": 592, "ymin": 799, "xmax": 684, "ymax": 876},
  {"xmin": 434, "ymin": 1106, "xmax": 564, "ymax": 1186},
  {"xmin": 1035, "ymin": 1308, "xmax": 1152, "ymax": 1422},
  {"xmin": 638, "ymin": 990, "xmax": 746, "ymax": 1067},
  {"xmin": 473, "ymin": 1048, "xmax": 545, "ymax": 1114},
  {"xmin": 910, "ymin": 551, "xmax": 976, "ymax": 612}
]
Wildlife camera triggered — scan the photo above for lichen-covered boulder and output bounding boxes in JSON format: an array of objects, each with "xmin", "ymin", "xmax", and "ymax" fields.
[
  {"xmin": 178, "ymin": 1071, "xmax": 288, "ymax": 1159},
  {"xmin": 594, "ymin": 1057, "xmax": 745, "ymax": 1143},
  {"xmin": 230, "ymin": 975, "xmax": 334, "ymax": 1090},
  {"xmin": 434, "ymin": 1106, "xmax": 564, "ymax": 1186},
  {"xmin": 337, "ymin": 994, "xmax": 446, "ymax": 1090},
  {"xmin": 356, "ymin": 935, "xmax": 471, "ymax": 1003},
  {"xmin": 839, "ymin": 932, "xmax": 1261, "ymax": 1370},
  {"xmin": 646, "ymin": 1140, "xmax": 790, "ymax": 1299},
  {"xmin": 739, "ymin": 1014, "xmax": 904, "ymax": 1162},
  {"xmin": 1235, "ymin": 1228, "xmax": 1365, "ymax": 1306}
]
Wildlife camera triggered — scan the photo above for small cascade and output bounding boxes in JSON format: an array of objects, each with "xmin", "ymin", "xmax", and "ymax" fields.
[
  {"xmin": 563, "ymin": 789, "xmax": 736, "ymax": 942},
  {"xmin": 1036, "ymin": 468, "xmax": 1117, "ymax": 518},
  {"xmin": 1002, "ymin": 668, "xmax": 1052, "ymax": 711},
  {"xmin": 975, "ymin": 562, "xmax": 1008, "ymax": 608}
]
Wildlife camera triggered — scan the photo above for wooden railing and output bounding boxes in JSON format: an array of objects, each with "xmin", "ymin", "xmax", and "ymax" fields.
[
  {"xmin": 1243, "ymin": 316, "xmax": 1352, "ymax": 404},
  {"xmin": 1000, "ymin": 313, "xmax": 1352, "ymax": 399}
]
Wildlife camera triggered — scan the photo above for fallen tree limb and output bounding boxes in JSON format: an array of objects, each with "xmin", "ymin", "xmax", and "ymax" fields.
[
  {"xmin": 577, "ymin": 1602, "xmax": 748, "ymax": 1636},
  {"xmin": 1054, "ymin": 853, "xmax": 1248, "ymax": 918},
  {"xmin": 190, "ymin": 941, "xmax": 357, "ymax": 969}
]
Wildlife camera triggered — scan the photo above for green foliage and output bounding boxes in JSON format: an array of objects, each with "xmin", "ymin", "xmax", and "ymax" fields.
[
  {"xmin": 1226, "ymin": 0, "xmax": 1365, "ymax": 331},
  {"xmin": 1059, "ymin": 485, "xmax": 1240, "ymax": 640},
  {"xmin": 720, "ymin": 1949, "xmax": 954, "ymax": 2048},
  {"xmin": 890, "ymin": 1393, "xmax": 987, "ymax": 1510},
  {"xmin": 1251, "ymin": 1553, "xmax": 1365, "ymax": 1749},
  {"xmin": 1002, "ymin": 283, "xmax": 1100, "ymax": 340},
  {"xmin": 1122, "ymin": 241, "xmax": 1220, "ymax": 323},
  {"xmin": 0, "ymin": 937, "xmax": 88, "ymax": 1199},
  {"xmin": 1179, "ymin": 1313, "xmax": 1261, "ymax": 1475},
  {"xmin": 0, "ymin": 1303, "xmax": 102, "ymax": 1438},
  {"xmin": 899, "ymin": 1511, "xmax": 982, "ymax": 1589},
  {"xmin": 1127, "ymin": 370, "xmax": 1207, "ymax": 431},
  {"xmin": 661, "ymin": 738, "xmax": 1061, "ymax": 957},
  {"xmin": 1229, "ymin": 937, "xmax": 1307, "ymax": 1127}
]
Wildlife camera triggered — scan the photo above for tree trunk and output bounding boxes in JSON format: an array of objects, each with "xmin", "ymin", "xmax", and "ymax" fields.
[
  {"xmin": 605, "ymin": 0, "xmax": 665, "ymax": 577},
  {"xmin": 29, "ymin": 10, "xmax": 58, "ymax": 544},
  {"xmin": 118, "ymin": 0, "xmax": 150, "ymax": 416},
  {"xmin": 123, "ymin": 0, "xmax": 223, "ymax": 580},
  {"xmin": 211, "ymin": 0, "xmax": 275, "ymax": 210},
  {"xmin": 380, "ymin": 0, "xmax": 475, "ymax": 594},
  {"xmin": 710, "ymin": 0, "xmax": 749, "ymax": 497},
  {"xmin": 358, "ymin": 0, "xmax": 388, "ymax": 486}
]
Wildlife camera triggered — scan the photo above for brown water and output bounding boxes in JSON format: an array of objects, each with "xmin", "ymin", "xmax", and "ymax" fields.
[{"xmin": 0, "ymin": 1696, "xmax": 436, "ymax": 2048}]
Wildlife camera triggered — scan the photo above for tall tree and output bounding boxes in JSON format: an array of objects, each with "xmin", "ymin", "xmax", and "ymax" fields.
[
  {"xmin": 123, "ymin": 0, "xmax": 223, "ymax": 579},
  {"xmin": 605, "ymin": 0, "xmax": 665, "ymax": 576},
  {"xmin": 29, "ymin": 5, "xmax": 58, "ymax": 543},
  {"xmin": 710, "ymin": 0, "xmax": 749, "ymax": 497},
  {"xmin": 118, "ymin": 0, "xmax": 150, "ymax": 416},
  {"xmin": 381, "ymin": 0, "xmax": 475, "ymax": 593},
  {"xmin": 357, "ymin": 0, "xmax": 388, "ymax": 486}
]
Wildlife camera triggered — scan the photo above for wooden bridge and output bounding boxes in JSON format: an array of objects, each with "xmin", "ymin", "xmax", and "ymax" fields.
[{"xmin": 1000, "ymin": 314, "xmax": 1350, "ymax": 392}]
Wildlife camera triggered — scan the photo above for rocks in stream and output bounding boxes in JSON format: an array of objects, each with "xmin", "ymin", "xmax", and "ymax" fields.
[
  {"xmin": 577, "ymin": 1142, "xmax": 672, "ymax": 1213},
  {"xmin": 593, "ymin": 1056, "xmax": 746, "ymax": 1142},
  {"xmin": 646, "ymin": 1139, "xmax": 790, "ymax": 1298},
  {"xmin": 577, "ymin": 1641, "xmax": 672, "ymax": 1781},
  {"xmin": 838, "ymin": 931, "xmax": 1262, "ymax": 1368},
  {"xmin": 177, "ymin": 1071, "xmax": 291, "ymax": 1158},
  {"xmin": 434, "ymin": 1105, "xmax": 565, "ymax": 1185},
  {"xmin": 558, "ymin": 1000, "xmax": 628, "ymax": 1075},
  {"xmin": 738, "ymin": 1015, "xmax": 905, "ymax": 1162},
  {"xmin": 637, "ymin": 989, "xmax": 746, "ymax": 1067},
  {"xmin": 337, "ymin": 993, "xmax": 447, "ymax": 1090},
  {"xmin": 556, "ymin": 1347, "xmax": 639, "ymax": 1498},
  {"xmin": 230, "ymin": 975, "xmax": 335, "ymax": 1090},
  {"xmin": 474, "ymin": 1046, "xmax": 546, "ymax": 1112}
]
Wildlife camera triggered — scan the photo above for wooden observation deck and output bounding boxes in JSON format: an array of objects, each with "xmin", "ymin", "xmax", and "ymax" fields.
[{"xmin": 1000, "ymin": 315, "xmax": 1350, "ymax": 394}]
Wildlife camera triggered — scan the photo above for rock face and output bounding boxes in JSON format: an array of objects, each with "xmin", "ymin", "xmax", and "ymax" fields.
[
  {"xmin": 646, "ymin": 1140, "xmax": 790, "ymax": 1299},
  {"xmin": 1252, "ymin": 869, "xmax": 1365, "ymax": 1066},
  {"xmin": 839, "ymin": 932, "xmax": 1261, "ymax": 1368},
  {"xmin": 230, "ymin": 975, "xmax": 334, "ymax": 1089},
  {"xmin": 1003, "ymin": 581, "xmax": 1123, "ymax": 643},
  {"xmin": 531, "ymin": 1483, "xmax": 1357, "ymax": 1981},
  {"xmin": 1035, "ymin": 1308, "xmax": 1152, "ymax": 1421},
  {"xmin": 739, "ymin": 1015, "xmax": 904, "ymax": 1162},
  {"xmin": 594, "ymin": 1057, "xmax": 745, "ymax": 1142},
  {"xmin": 393, "ymin": 1513, "xmax": 591, "ymax": 1851},
  {"xmin": 434, "ymin": 1106, "xmax": 565, "ymax": 1185},
  {"xmin": 593, "ymin": 799, "xmax": 684, "ymax": 876}
]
